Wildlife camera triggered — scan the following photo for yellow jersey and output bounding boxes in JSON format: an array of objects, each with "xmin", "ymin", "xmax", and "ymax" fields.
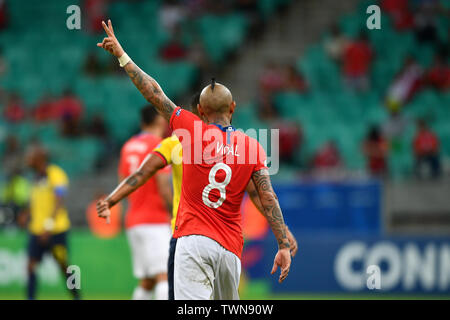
[
  {"xmin": 29, "ymin": 164, "xmax": 71, "ymax": 235},
  {"xmin": 153, "ymin": 135, "xmax": 183, "ymax": 232}
]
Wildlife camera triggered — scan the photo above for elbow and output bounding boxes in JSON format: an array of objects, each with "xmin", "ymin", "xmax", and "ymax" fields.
[
  {"xmin": 267, "ymin": 191, "xmax": 279, "ymax": 202},
  {"xmin": 272, "ymin": 191, "xmax": 279, "ymax": 201},
  {"xmin": 260, "ymin": 191, "xmax": 279, "ymax": 207}
]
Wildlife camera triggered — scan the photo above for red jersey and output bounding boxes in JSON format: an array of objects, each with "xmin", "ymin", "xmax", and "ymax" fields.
[
  {"xmin": 170, "ymin": 107, "xmax": 267, "ymax": 258},
  {"xmin": 414, "ymin": 130, "xmax": 439, "ymax": 156},
  {"xmin": 343, "ymin": 41, "xmax": 373, "ymax": 76},
  {"xmin": 119, "ymin": 132, "xmax": 170, "ymax": 229}
]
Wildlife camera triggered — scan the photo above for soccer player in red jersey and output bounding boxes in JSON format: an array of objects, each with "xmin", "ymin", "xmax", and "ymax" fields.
[
  {"xmin": 117, "ymin": 105, "xmax": 172, "ymax": 300},
  {"xmin": 97, "ymin": 20, "xmax": 291, "ymax": 300}
]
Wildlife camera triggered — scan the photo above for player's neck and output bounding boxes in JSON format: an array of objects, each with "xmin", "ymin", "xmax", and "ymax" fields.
[{"xmin": 206, "ymin": 114, "xmax": 231, "ymax": 127}]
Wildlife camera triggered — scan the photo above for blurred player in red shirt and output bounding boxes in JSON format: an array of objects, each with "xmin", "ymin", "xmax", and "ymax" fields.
[
  {"xmin": 97, "ymin": 20, "xmax": 292, "ymax": 300},
  {"xmin": 118, "ymin": 105, "xmax": 172, "ymax": 300},
  {"xmin": 413, "ymin": 119, "xmax": 441, "ymax": 179}
]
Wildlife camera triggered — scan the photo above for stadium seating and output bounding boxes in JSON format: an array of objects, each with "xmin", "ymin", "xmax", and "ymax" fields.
[
  {"xmin": 2, "ymin": 0, "xmax": 290, "ymax": 177},
  {"xmin": 266, "ymin": 3, "xmax": 450, "ymax": 177},
  {"xmin": 1, "ymin": 0, "xmax": 448, "ymax": 180}
]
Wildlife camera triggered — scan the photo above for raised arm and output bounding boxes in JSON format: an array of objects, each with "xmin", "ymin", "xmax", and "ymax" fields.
[
  {"xmin": 251, "ymin": 169, "xmax": 291, "ymax": 283},
  {"xmin": 96, "ymin": 153, "xmax": 166, "ymax": 222},
  {"xmin": 123, "ymin": 62, "xmax": 176, "ymax": 120},
  {"xmin": 97, "ymin": 20, "xmax": 176, "ymax": 120}
]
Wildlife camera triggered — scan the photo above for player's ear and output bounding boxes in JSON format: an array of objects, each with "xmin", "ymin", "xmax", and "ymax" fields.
[
  {"xmin": 229, "ymin": 101, "xmax": 236, "ymax": 116},
  {"xmin": 197, "ymin": 103, "xmax": 205, "ymax": 117}
]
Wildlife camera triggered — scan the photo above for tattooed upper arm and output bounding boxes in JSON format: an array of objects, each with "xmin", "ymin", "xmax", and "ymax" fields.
[
  {"xmin": 251, "ymin": 169, "xmax": 290, "ymax": 249},
  {"xmin": 251, "ymin": 169, "xmax": 274, "ymax": 194},
  {"xmin": 124, "ymin": 61, "xmax": 176, "ymax": 120}
]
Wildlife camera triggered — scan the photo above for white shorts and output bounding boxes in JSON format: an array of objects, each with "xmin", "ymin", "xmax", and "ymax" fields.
[
  {"xmin": 174, "ymin": 235, "xmax": 241, "ymax": 300},
  {"xmin": 126, "ymin": 224, "xmax": 171, "ymax": 279}
]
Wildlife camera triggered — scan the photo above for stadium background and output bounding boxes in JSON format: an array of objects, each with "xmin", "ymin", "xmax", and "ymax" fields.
[{"xmin": 0, "ymin": 0, "xmax": 450, "ymax": 299}]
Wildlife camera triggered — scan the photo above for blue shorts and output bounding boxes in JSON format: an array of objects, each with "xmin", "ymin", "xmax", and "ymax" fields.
[
  {"xmin": 28, "ymin": 232, "xmax": 68, "ymax": 262},
  {"xmin": 168, "ymin": 237, "xmax": 177, "ymax": 300}
]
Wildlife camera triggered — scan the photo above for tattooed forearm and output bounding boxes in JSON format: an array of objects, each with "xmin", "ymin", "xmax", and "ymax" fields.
[
  {"xmin": 125, "ymin": 171, "xmax": 144, "ymax": 187},
  {"xmin": 246, "ymin": 180, "xmax": 265, "ymax": 215},
  {"xmin": 124, "ymin": 61, "xmax": 176, "ymax": 120},
  {"xmin": 105, "ymin": 154, "xmax": 166, "ymax": 208},
  {"xmin": 251, "ymin": 169, "xmax": 290, "ymax": 249},
  {"xmin": 106, "ymin": 171, "xmax": 146, "ymax": 207}
]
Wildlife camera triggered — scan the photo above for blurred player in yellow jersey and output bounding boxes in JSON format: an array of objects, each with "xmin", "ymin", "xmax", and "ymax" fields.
[
  {"xmin": 151, "ymin": 127, "xmax": 183, "ymax": 300},
  {"xmin": 20, "ymin": 146, "xmax": 80, "ymax": 300},
  {"xmin": 97, "ymin": 93, "xmax": 298, "ymax": 299}
]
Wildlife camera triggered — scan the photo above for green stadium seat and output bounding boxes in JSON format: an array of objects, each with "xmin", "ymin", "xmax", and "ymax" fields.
[
  {"xmin": 2, "ymin": 0, "xmax": 448, "ymax": 180},
  {"xmin": 195, "ymin": 13, "xmax": 248, "ymax": 64}
]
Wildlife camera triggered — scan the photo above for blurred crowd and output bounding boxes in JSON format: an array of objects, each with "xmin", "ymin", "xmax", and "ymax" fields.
[
  {"xmin": 360, "ymin": 0, "xmax": 448, "ymax": 179},
  {"xmin": 250, "ymin": 0, "xmax": 449, "ymax": 180},
  {"xmin": 2, "ymin": 88, "xmax": 111, "ymax": 138},
  {"xmin": 82, "ymin": 0, "xmax": 289, "ymax": 77},
  {"xmin": 0, "ymin": 0, "xmax": 293, "ymax": 227},
  {"xmin": 362, "ymin": 118, "xmax": 441, "ymax": 179}
]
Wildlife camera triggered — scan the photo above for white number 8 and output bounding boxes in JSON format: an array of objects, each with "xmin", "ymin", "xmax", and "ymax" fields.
[{"xmin": 202, "ymin": 163, "xmax": 232, "ymax": 208}]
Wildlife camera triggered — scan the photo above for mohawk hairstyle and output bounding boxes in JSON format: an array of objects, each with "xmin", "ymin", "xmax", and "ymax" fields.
[{"xmin": 211, "ymin": 77, "xmax": 216, "ymax": 91}]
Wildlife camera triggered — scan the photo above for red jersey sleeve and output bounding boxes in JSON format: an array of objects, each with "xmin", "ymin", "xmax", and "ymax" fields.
[
  {"xmin": 169, "ymin": 107, "xmax": 205, "ymax": 152},
  {"xmin": 169, "ymin": 107, "xmax": 202, "ymax": 134},
  {"xmin": 254, "ymin": 140, "xmax": 268, "ymax": 173}
]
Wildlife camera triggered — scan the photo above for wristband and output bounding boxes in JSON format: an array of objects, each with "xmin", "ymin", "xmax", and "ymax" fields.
[
  {"xmin": 118, "ymin": 53, "xmax": 131, "ymax": 68},
  {"xmin": 44, "ymin": 218, "xmax": 55, "ymax": 232}
]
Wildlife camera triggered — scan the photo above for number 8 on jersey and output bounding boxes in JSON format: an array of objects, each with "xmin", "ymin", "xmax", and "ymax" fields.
[{"xmin": 202, "ymin": 163, "xmax": 232, "ymax": 209}]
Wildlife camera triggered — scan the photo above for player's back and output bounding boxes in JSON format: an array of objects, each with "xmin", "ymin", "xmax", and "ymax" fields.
[
  {"xmin": 119, "ymin": 132, "xmax": 169, "ymax": 228},
  {"xmin": 170, "ymin": 108, "xmax": 266, "ymax": 258}
]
